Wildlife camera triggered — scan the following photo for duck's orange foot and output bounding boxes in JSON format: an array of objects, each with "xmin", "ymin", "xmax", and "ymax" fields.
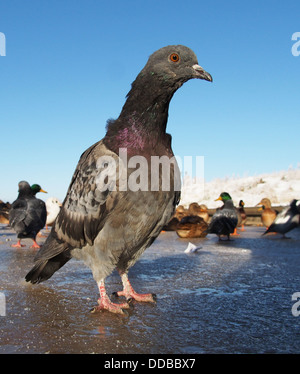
[
  {"xmin": 231, "ymin": 228, "xmax": 240, "ymax": 236},
  {"xmin": 30, "ymin": 240, "xmax": 41, "ymax": 249},
  {"xmin": 11, "ymin": 240, "xmax": 25, "ymax": 248}
]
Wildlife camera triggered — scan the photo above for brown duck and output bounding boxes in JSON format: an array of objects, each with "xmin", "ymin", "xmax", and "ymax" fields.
[
  {"xmin": 256, "ymin": 198, "xmax": 277, "ymax": 228},
  {"xmin": 176, "ymin": 215, "xmax": 208, "ymax": 238}
]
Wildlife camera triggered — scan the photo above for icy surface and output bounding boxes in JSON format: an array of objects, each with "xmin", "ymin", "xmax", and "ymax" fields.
[{"xmin": 1, "ymin": 224, "xmax": 300, "ymax": 353}]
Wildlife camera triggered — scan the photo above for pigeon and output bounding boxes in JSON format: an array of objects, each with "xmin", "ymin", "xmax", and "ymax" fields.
[
  {"xmin": 25, "ymin": 45, "xmax": 212, "ymax": 314},
  {"xmin": 45, "ymin": 197, "xmax": 62, "ymax": 229},
  {"xmin": 263, "ymin": 199, "xmax": 300, "ymax": 238},
  {"xmin": 9, "ymin": 181, "xmax": 47, "ymax": 248},
  {"xmin": 206, "ymin": 192, "xmax": 238, "ymax": 241}
]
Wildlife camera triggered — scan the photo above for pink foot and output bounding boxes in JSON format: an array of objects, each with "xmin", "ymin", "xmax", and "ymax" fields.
[
  {"xmin": 91, "ymin": 295, "xmax": 131, "ymax": 315},
  {"xmin": 114, "ymin": 273, "xmax": 156, "ymax": 303},
  {"xmin": 11, "ymin": 240, "xmax": 26, "ymax": 248},
  {"xmin": 91, "ymin": 280, "xmax": 131, "ymax": 315},
  {"xmin": 30, "ymin": 240, "xmax": 41, "ymax": 249}
]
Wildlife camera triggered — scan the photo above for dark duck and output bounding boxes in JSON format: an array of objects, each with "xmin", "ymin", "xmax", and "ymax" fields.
[
  {"xmin": 263, "ymin": 199, "xmax": 300, "ymax": 238},
  {"xmin": 238, "ymin": 200, "xmax": 247, "ymax": 231},
  {"xmin": 9, "ymin": 181, "xmax": 47, "ymax": 248},
  {"xmin": 206, "ymin": 192, "xmax": 238, "ymax": 241},
  {"xmin": 232, "ymin": 199, "xmax": 246, "ymax": 236},
  {"xmin": 25, "ymin": 45, "xmax": 212, "ymax": 315}
]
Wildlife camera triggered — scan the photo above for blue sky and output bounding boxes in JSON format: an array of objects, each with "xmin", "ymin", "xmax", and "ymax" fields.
[{"xmin": 0, "ymin": 0, "xmax": 299, "ymax": 203}]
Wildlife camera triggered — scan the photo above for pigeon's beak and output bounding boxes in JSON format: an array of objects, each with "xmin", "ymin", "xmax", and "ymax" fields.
[
  {"xmin": 40, "ymin": 189, "xmax": 47, "ymax": 193},
  {"xmin": 192, "ymin": 64, "xmax": 213, "ymax": 82}
]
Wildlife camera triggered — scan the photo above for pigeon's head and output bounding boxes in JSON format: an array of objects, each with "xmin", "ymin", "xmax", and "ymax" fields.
[
  {"xmin": 18, "ymin": 181, "xmax": 31, "ymax": 193},
  {"xmin": 46, "ymin": 197, "xmax": 62, "ymax": 207},
  {"xmin": 106, "ymin": 45, "xmax": 212, "ymax": 150},
  {"xmin": 142, "ymin": 45, "xmax": 212, "ymax": 86}
]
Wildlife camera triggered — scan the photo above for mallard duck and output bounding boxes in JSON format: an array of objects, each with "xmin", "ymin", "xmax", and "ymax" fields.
[
  {"xmin": 188, "ymin": 202, "xmax": 209, "ymax": 223},
  {"xmin": 175, "ymin": 205, "xmax": 188, "ymax": 221},
  {"xmin": 256, "ymin": 198, "xmax": 277, "ymax": 228},
  {"xmin": 238, "ymin": 200, "xmax": 247, "ymax": 231},
  {"xmin": 199, "ymin": 204, "xmax": 210, "ymax": 223},
  {"xmin": 9, "ymin": 181, "xmax": 47, "ymax": 248},
  {"xmin": 0, "ymin": 200, "xmax": 11, "ymax": 224},
  {"xmin": 45, "ymin": 197, "xmax": 62, "ymax": 229},
  {"xmin": 232, "ymin": 200, "xmax": 246, "ymax": 235},
  {"xmin": 0, "ymin": 214, "xmax": 9, "ymax": 224},
  {"xmin": 162, "ymin": 204, "xmax": 187, "ymax": 231},
  {"xmin": 162, "ymin": 216, "xmax": 179, "ymax": 231},
  {"xmin": 176, "ymin": 215, "xmax": 208, "ymax": 238},
  {"xmin": 188, "ymin": 202, "xmax": 200, "ymax": 214},
  {"xmin": 263, "ymin": 199, "xmax": 300, "ymax": 238},
  {"xmin": 206, "ymin": 192, "xmax": 238, "ymax": 241}
]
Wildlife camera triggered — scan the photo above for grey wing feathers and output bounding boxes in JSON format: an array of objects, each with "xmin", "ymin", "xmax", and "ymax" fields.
[
  {"xmin": 9, "ymin": 199, "xmax": 27, "ymax": 233},
  {"xmin": 27, "ymin": 140, "xmax": 120, "ymax": 282},
  {"xmin": 9, "ymin": 198, "xmax": 46, "ymax": 237},
  {"xmin": 53, "ymin": 140, "xmax": 119, "ymax": 248},
  {"xmin": 27, "ymin": 199, "xmax": 47, "ymax": 228}
]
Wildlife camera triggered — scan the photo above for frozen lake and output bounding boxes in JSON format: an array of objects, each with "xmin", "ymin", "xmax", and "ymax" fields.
[{"xmin": 0, "ymin": 224, "xmax": 300, "ymax": 354}]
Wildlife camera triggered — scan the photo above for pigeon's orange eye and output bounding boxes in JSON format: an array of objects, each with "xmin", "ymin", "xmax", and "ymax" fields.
[{"xmin": 169, "ymin": 53, "xmax": 180, "ymax": 63}]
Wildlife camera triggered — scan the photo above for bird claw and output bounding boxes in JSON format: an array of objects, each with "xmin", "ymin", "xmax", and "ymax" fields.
[
  {"xmin": 113, "ymin": 290, "xmax": 157, "ymax": 303},
  {"xmin": 30, "ymin": 244, "xmax": 41, "ymax": 249},
  {"xmin": 90, "ymin": 297, "xmax": 132, "ymax": 315},
  {"xmin": 30, "ymin": 240, "xmax": 41, "ymax": 249},
  {"xmin": 11, "ymin": 243, "xmax": 26, "ymax": 248},
  {"xmin": 89, "ymin": 305, "xmax": 129, "ymax": 316},
  {"xmin": 112, "ymin": 292, "xmax": 134, "ymax": 304}
]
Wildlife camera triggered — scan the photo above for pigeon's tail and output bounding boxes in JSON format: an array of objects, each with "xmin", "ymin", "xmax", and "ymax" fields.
[{"xmin": 25, "ymin": 233, "xmax": 72, "ymax": 284}]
